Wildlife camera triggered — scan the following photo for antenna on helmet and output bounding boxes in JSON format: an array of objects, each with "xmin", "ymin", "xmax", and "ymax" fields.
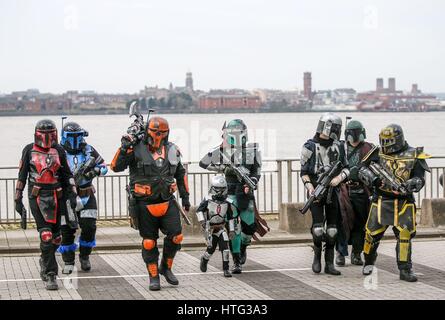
[{"xmin": 61, "ymin": 116, "xmax": 68, "ymax": 137}]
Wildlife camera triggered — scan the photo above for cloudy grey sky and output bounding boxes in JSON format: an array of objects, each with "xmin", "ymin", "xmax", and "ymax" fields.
[{"xmin": 0, "ymin": 0, "xmax": 444, "ymax": 94}]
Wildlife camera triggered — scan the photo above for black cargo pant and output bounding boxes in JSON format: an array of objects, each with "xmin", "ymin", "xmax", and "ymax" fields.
[
  {"xmin": 29, "ymin": 196, "xmax": 62, "ymax": 276},
  {"xmin": 310, "ymin": 191, "xmax": 340, "ymax": 249},
  {"xmin": 138, "ymin": 198, "xmax": 183, "ymax": 268},
  {"xmin": 60, "ymin": 193, "xmax": 97, "ymax": 264}
]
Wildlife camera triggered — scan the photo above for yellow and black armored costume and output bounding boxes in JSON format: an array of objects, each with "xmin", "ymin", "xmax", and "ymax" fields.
[{"xmin": 358, "ymin": 124, "xmax": 431, "ymax": 282}]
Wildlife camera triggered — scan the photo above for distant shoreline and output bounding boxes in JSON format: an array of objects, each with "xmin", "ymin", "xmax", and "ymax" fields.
[{"xmin": 0, "ymin": 108, "xmax": 443, "ymax": 117}]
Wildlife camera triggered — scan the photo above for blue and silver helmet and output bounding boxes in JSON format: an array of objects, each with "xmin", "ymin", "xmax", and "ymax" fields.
[{"xmin": 61, "ymin": 122, "xmax": 88, "ymax": 153}]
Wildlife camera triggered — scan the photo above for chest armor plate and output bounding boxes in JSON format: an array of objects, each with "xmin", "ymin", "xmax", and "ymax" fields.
[
  {"xmin": 30, "ymin": 146, "xmax": 61, "ymax": 184},
  {"xmin": 379, "ymin": 147, "xmax": 417, "ymax": 184},
  {"xmin": 207, "ymin": 200, "xmax": 229, "ymax": 225},
  {"xmin": 314, "ymin": 142, "xmax": 341, "ymax": 173},
  {"xmin": 67, "ymin": 150, "xmax": 93, "ymax": 186},
  {"xmin": 134, "ymin": 144, "xmax": 178, "ymax": 176}
]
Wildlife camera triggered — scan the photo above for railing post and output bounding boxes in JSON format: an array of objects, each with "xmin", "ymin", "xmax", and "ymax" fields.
[
  {"xmin": 277, "ymin": 160, "xmax": 283, "ymax": 212},
  {"xmin": 287, "ymin": 160, "xmax": 292, "ymax": 203}
]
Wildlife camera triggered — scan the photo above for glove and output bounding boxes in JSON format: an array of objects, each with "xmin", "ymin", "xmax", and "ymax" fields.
[
  {"xmin": 15, "ymin": 199, "xmax": 25, "ymax": 216},
  {"xmin": 349, "ymin": 166, "xmax": 359, "ymax": 181},
  {"xmin": 304, "ymin": 182, "xmax": 315, "ymax": 196},
  {"xmin": 229, "ymin": 231, "xmax": 236, "ymax": 240},
  {"xmin": 330, "ymin": 174, "xmax": 343, "ymax": 187},
  {"xmin": 403, "ymin": 177, "xmax": 423, "ymax": 193},
  {"xmin": 182, "ymin": 197, "xmax": 191, "ymax": 211},
  {"xmin": 121, "ymin": 134, "xmax": 137, "ymax": 151},
  {"xmin": 84, "ymin": 169, "xmax": 97, "ymax": 180}
]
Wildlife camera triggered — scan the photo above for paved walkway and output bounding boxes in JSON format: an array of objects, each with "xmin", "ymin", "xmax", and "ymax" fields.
[
  {"xmin": 1, "ymin": 238, "xmax": 445, "ymax": 300},
  {"xmin": 2, "ymin": 220, "xmax": 445, "ymax": 253}
]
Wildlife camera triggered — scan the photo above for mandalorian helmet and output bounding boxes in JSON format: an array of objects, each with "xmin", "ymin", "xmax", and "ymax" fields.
[
  {"xmin": 34, "ymin": 119, "xmax": 58, "ymax": 149},
  {"xmin": 316, "ymin": 113, "xmax": 342, "ymax": 140},
  {"xmin": 209, "ymin": 175, "xmax": 228, "ymax": 200},
  {"xmin": 345, "ymin": 120, "xmax": 366, "ymax": 144},
  {"xmin": 379, "ymin": 124, "xmax": 406, "ymax": 154},
  {"xmin": 146, "ymin": 116, "xmax": 169, "ymax": 149},
  {"xmin": 222, "ymin": 119, "xmax": 248, "ymax": 147},
  {"xmin": 61, "ymin": 122, "xmax": 88, "ymax": 153}
]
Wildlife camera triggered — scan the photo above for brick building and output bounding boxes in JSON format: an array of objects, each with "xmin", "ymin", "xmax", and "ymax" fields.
[{"xmin": 198, "ymin": 94, "xmax": 262, "ymax": 110}]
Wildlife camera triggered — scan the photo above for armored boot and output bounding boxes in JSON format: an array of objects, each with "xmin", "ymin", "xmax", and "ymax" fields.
[
  {"xmin": 400, "ymin": 269, "xmax": 418, "ymax": 282},
  {"xmin": 61, "ymin": 250, "xmax": 76, "ymax": 274},
  {"xmin": 335, "ymin": 251, "xmax": 345, "ymax": 267},
  {"xmin": 223, "ymin": 261, "xmax": 232, "ymax": 278},
  {"xmin": 351, "ymin": 252, "xmax": 364, "ymax": 266},
  {"xmin": 79, "ymin": 244, "xmax": 93, "ymax": 272},
  {"xmin": 324, "ymin": 247, "xmax": 341, "ymax": 275},
  {"xmin": 159, "ymin": 258, "xmax": 179, "ymax": 285},
  {"xmin": 239, "ymin": 244, "xmax": 248, "ymax": 265},
  {"xmin": 312, "ymin": 245, "xmax": 322, "ymax": 274},
  {"xmin": 45, "ymin": 272, "xmax": 59, "ymax": 291},
  {"xmin": 363, "ymin": 252, "xmax": 377, "ymax": 275},
  {"xmin": 80, "ymin": 256, "xmax": 91, "ymax": 272},
  {"xmin": 62, "ymin": 263, "xmax": 75, "ymax": 275},
  {"xmin": 147, "ymin": 263, "xmax": 160, "ymax": 291},
  {"xmin": 222, "ymin": 250, "xmax": 232, "ymax": 277},
  {"xmin": 200, "ymin": 256, "xmax": 209, "ymax": 272},
  {"xmin": 232, "ymin": 253, "xmax": 242, "ymax": 274}
]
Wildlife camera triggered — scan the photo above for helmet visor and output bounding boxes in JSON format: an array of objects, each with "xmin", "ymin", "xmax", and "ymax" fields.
[
  {"xmin": 225, "ymin": 128, "xmax": 247, "ymax": 146},
  {"xmin": 64, "ymin": 131, "xmax": 84, "ymax": 151},
  {"xmin": 35, "ymin": 129, "xmax": 57, "ymax": 148},
  {"xmin": 346, "ymin": 128, "xmax": 363, "ymax": 143}
]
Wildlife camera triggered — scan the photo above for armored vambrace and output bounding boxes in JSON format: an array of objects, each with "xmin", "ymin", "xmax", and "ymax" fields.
[{"xmin": 403, "ymin": 177, "xmax": 424, "ymax": 193}]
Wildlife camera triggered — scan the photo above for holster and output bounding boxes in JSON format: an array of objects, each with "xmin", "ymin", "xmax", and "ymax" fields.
[{"xmin": 128, "ymin": 196, "xmax": 139, "ymax": 230}]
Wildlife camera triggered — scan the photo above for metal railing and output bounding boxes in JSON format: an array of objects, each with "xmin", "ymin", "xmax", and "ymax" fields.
[{"xmin": 1, "ymin": 157, "xmax": 444, "ymax": 224}]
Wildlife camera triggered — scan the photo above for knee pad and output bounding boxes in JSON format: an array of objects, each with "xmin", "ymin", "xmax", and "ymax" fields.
[
  {"xmin": 311, "ymin": 224, "xmax": 324, "ymax": 243},
  {"xmin": 172, "ymin": 233, "xmax": 183, "ymax": 245},
  {"xmin": 326, "ymin": 225, "xmax": 338, "ymax": 244},
  {"xmin": 39, "ymin": 229, "xmax": 53, "ymax": 243},
  {"xmin": 142, "ymin": 239, "xmax": 157, "ymax": 251}
]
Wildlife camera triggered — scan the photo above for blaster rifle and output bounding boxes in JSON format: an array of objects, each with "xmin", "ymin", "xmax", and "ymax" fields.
[
  {"xmin": 73, "ymin": 157, "xmax": 96, "ymax": 185},
  {"xmin": 299, "ymin": 161, "xmax": 343, "ymax": 215},
  {"xmin": 20, "ymin": 207, "xmax": 27, "ymax": 230},
  {"xmin": 368, "ymin": 162, "xmax": 408, "ymax": 195},
  {"xmin": 220, "ymin": 151, "xmax": 257, "ymax": 191}
]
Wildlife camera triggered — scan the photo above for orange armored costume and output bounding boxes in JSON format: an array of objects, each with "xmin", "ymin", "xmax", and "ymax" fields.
[{"xmin": 111, "ymin": 116, "xmax": 190, "ymax": 291}]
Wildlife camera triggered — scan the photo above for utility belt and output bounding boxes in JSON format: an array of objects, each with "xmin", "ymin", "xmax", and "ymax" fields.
[
  {"xmin": 30, "ymin": 184, "xmax": 63, "ymax": 199},
  {"xmin": 133, "ymin": 182, "xmax": 177, "ymax": 197},
  {"xmin": 345, "ymin": 181, "xmax": 365, "ymax": 194},
  {"xmin": 77, "ymin": 185, "xmax": 96, "ymax": 197}
]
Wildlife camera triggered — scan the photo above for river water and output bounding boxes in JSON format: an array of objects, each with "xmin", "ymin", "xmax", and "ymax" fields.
[
  {"xmin": 2, "ymin": 112, "xmax": 445, "ymax": 169},
  {"xmin": 1, "ymin": 112, "xmax": 444, "ymax": 220}
]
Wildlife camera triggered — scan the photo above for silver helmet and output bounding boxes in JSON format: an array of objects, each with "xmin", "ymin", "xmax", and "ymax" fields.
[
  {"xmin": 316, "ymin": 112, "xmax": 342, "ymax": 140},
  {"xmin": 209, "ymin": 175, "xmax": 228, "ymax": 200}
]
